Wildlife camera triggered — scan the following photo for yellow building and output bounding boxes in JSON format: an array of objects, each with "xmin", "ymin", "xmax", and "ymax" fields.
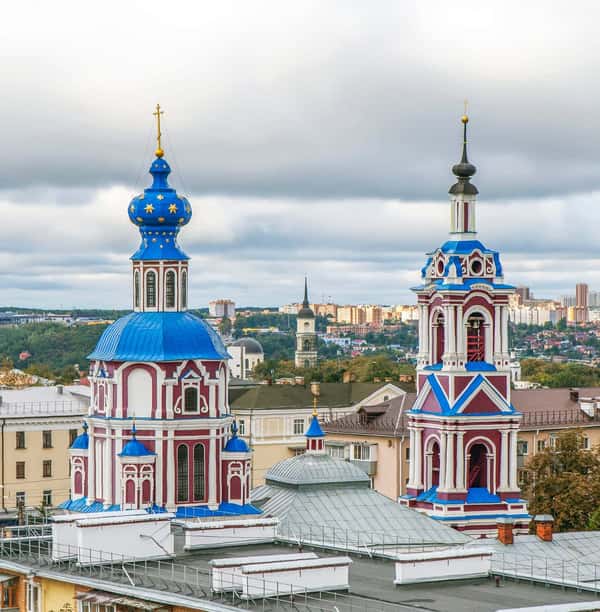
[
  {"xmin": 0, "ymin": 385, "xmax": 87, "ymax": 513},
  {"xmin": 323, "ymin": 393, "xmax": 415, "ymax": 499},
  {"xmin": 230, "ymin": 381, "xmax": 405, "ymax": 486}
]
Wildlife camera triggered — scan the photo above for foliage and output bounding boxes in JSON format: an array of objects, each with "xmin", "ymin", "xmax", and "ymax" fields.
[
  {"xmin": 523, "ymin": 430, "xmax": 600, "ymax": 531},
  {"xmin": 218, "ymin": 316, "xmax": 232, "ymax": 336},
  {"xmin": 252, "ymin": 354, "xmax": 415, "ymax": 386},
  {"xmin": 0, "ymin": 322, "xmax": 107, "ymax": 382},
  {"xmin": 521, "ymin": 358, "xmax": 600, "ymax": 388}
]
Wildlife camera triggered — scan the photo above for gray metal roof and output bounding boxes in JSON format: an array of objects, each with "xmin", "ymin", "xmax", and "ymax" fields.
[
  {"xmin": 252, "ymin": 482, "xmax": 469, "ymax": 548},
  {"xmin": 265, "ymin": 453, "xmax": 370, "ymax": 487}
]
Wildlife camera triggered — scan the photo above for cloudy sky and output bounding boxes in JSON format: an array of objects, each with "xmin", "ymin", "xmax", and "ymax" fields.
[{"xmin": 2, "ymin": 1, "xmax": 600, "ymax": 308}]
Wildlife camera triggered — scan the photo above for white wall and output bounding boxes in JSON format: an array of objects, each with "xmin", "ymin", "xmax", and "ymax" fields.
[{"xmin": 394, "ymin": 549, "xmax": 492, "ymax": 584}]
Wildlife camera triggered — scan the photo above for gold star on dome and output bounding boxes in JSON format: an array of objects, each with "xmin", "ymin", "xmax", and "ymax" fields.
[
  {"xmin": 158, "ymin": 217, "xmax": 165, "ymax": 223},
  {"xmin": 178, "ymin": 217, "xmax": 184, "ymax": 224},
  {"xmin": 129, "ymin": 205, "xmax": 135, "ymax": 213},
  {"xmin": 136, "ymin": 216, "xmax": 143, "ymax": 223},
  {"xmin": 145, "ymin": 204, "xmax": 154, "ymax": 214},
  {"xmin": 169, "ymin": 204, "xmax": 177, "ymax": 214},
  {"xmin": 157, "ymin": 194, "xmax": 164, "ymax": 200}
]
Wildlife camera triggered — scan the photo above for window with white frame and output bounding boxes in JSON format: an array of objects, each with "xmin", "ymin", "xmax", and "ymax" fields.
[
  {"xmin": 353, "ymin": 444, "xmax": 371, "ymax": 461},
  {"xmin": 583, "ymin": 436, "xmax": 591, "ymax": 450},
  {"xmin": 184, "ymin": 386, "xmax": 199, "ymax": 413},
  {"xmin": 517, "ymin": 440, "xmax": 528, "ymax": 455},
  {"xmin": 549, "ymin": 434, "xmax": 558, "ymax": 449},
  {"xmin": 327, "ymin": 445, "xmax": 345, "ymax": 459},
  {"xmin": 146, "ymin": 270, "xmax": 157, "ymax": 308},
  {"xmin": 293, "ymin": 418, "xmax": 305, "ymax": 435},
  {"xmin": 165, "ymin": 270, "xmax": 176, "ymax": 308},
  {"xmin": 238, "ymin": 419, "xmax": 246, "ymax": 435},
  {"xmin": 537, "ymin": 439, "xmax": 546, "ymax": 452},
  {"xmin": 79, "ymin": 603, "xmax": 116, "ymax": 612}
]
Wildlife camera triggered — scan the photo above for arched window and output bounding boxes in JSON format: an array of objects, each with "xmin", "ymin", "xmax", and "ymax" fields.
[
  {"xmin": 193, "ymin": 444, "xmax": 205, "ymax": 500},
  {"xmin": 134, "ymin": 271, "xmax": 140, "ymax": 308},
  {"xmin": 165, "ymin": 271, "xmax": 176, "ymax": 308},
  {"xmin": 303, "ymin": 339, "xmax": 311, "ymax": 351},
  {"xmin": 181, "ymin": 271, "xmax": 187, "ymax": 309},
  {"xmin": 431, "ymin": 441, "xmax": 440, "ymax": 487},
  {"xmin": 468, "ymin": 443, "xmax": 488, "ymax": 488},
  {"xmin": 177, "ymin": 445, "xmax": 188, "ymax": 502},
  {"xmin": 146, "ymin": 271, "xmax": 156, "ymax": 308},
  {"xmin": 184, "ymin": 387, "xmax": 198, "ymax": 413},
  {"xmin": 433, "ymin": 312, "xmax": 445, "ymax": 364},
  {"xmin": 467, "ymin": 312, "xmax": 486, "ymax": 362}
]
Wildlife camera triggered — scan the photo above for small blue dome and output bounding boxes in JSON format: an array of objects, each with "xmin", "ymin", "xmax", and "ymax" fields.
[
  {"xmin": 128, "ymin": 156, "xmax": 192, "ymax": 261},
  {"xmin": 70, "ymin": 431, "xmax": 89, "ymax": 450},
  {"xmin": 224, "ymin": 437, "xmax": 250, "ymax": 452},
  {"xmin": 224, "ymin": 420, "xmax": 250, "ymax": 453},
  {"xmin": 88, "ymin": 312, "xmax": 230, "ymax": 362},
  {"xmin": 305, "ymin": 415, "xmax": 325, "ymax": 438},
  {"xmin": 119, "ymin": 438, "xmax": 155, "ymax": 457}
]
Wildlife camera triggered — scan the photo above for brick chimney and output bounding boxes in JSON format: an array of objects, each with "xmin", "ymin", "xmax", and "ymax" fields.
[
  {"xmin": 497, "ymin": 518, "xmax": 514, "ymax": 545},
  {"xmin": 534, "ymin": 515, "xmax": 554, "ymax": 542},
  {"xmin": 570, "ymin": 388, "xmax": 580, "ymax": 403}
]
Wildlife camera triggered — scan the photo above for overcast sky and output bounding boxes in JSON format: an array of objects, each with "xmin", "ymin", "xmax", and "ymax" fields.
[{"xmin": 2, "ymin": 1, "xmax": 600, "ymax": 308}]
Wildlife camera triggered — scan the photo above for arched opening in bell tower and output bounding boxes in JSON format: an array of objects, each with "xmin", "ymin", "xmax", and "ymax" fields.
[
  {"xmin": 466, "ymin": 312, "xmax": 486, "ymax": 362},
  {"xmin": 468, "ymin": 443, "xmax": 488, "ymax": 488},
  {"xmin": 433, "ymin": 312, "xmax": 445, "ymax": 364},
  {"xmin": 431, "ymin": 441, "xmax": 440, "ymax": 487}
]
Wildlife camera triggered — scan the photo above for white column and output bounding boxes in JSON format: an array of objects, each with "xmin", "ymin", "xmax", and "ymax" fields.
[
  {"xmin": 447, "ymin": 305, "xmax": 456, "ymax": 358},
  {"xmin": 499, "ymin": 430, "xmax": 509, "ymax": 490},
  {"xmin": 509, "ymin": 430, "xmax": 518, "ymax": 490},
  {"xmin": 414, "ymin": 428, "xmax": 422, "ymax": 488},
  {"xmin": 166, "ymin": 433, "xmax": 175, "ymax": 508},
  {"xmin": 408, "ymin": 428, "xmax": 416, "ymax": 486},
  {"xmin": 103, "ymin": 431, "xmax": 112, "ymax": 507},
  {"xmin": 494, "ymin": 305, "xmax": 501, "ymax": 361},
  {"xmin": 456, "ymin": 305, "xmax": 464, "ymax": 363},
  {"xmin": 439, "ymin": 432, "xmax": 447, "ymax": 491},
  {"xmin": 501, "ymin": 307, "xmax": 509, "ymax": 356},
  {"xmin": 87, "ymin": 423, "xmax": 95, "ymax": 503},
  {"xmin": 445, "ymin": 432, "xmax": 455, "ymax": 490},
  {"xmin": 208, "ymin": 429, "xmax": 218, "ymax": 509},
  {"xmin": 155, "ymin": 431, "xmax": 163, "ymax": 505},
  {"xmin": 209, "ymin": 384, "xmax": 216, "ymax": 418},
  {"xmin": 456, "ymin": 432, "xmax": 465, "ymax": 490},
  {"xmin": 114, "ymin": 432, "xmax": 123, "ymax": 507}
]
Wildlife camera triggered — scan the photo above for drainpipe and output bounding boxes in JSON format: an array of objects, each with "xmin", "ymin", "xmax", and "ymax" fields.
[{"xmin": 1, "ymin": 419, "xmax": 6, "ymax": 512}]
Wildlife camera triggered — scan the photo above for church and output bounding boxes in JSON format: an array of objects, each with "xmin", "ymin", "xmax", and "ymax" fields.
[{"xmin": 62, "ymin": 107, "xmax": 255, "ymax": 517}]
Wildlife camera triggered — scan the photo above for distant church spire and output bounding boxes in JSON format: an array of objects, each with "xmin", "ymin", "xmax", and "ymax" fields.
[{"xmin": 295, "ymin": 277, "xmax": 317, "ymax": 369}]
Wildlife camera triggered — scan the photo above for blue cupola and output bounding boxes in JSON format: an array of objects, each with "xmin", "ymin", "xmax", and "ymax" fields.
[
  {"xmin": 223, "ymin": 420, "xmax": 250, "ymax": 453},
  {"xmin": 305, "ymin": 399, "xmax": 326, "ymax": 454},
  {"xmin": 119, "ymin": 422, "xmax": 155, "ymax": 457},
  {"xmin": 70, "ymin": 421, "xmax": 89, "ymax": 450}
]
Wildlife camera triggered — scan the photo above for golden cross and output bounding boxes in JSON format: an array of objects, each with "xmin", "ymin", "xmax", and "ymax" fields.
[{"xmin": 153, "ymin": 103, "xmax": 164, "ymax": 157}]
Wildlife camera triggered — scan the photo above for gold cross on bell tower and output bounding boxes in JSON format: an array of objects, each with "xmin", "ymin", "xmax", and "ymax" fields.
[{"xmin": 153, "ymin": 103, "xmax": 164, "ymax": 158}]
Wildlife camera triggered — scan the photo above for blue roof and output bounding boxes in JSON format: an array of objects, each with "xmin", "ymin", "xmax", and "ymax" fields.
[
  {"xmin": 224, "ymin": 436, "xmax": 250, "ymax": 452},
  {"xmin": 437, "ymin": 239, "xmax": 497, "ymax": 255},
  {"xmin": 414, "ymin": 486, "xmax": 507, "ymax": 505},
  {"xmin": 88, "ymin": 311, "xmax": 230, "ymax": 362},
  {"xmin": 175, "ymin": 502, "xmax": 262, "ymax": 518},
  {"xmin": 119, "ymin": 438, "xmax": 155, "ymax": 457},
  {"xmin": 128, "ymin": 156, "xmax": 192, "ymax": 261},
  {"xmin": 58, "ymin": 497, "xmax": 167, "ymax": 513},
  {"xmin": 70, "ymin": 431, "xmax": 89, "ymax": 450},
  {"xmin": 412, "ymin": 278, "xmax": 515, "ymax": 292},
  {"xmin": 305, "ymin": 414, "xmax": 325, "ymax": 438}
]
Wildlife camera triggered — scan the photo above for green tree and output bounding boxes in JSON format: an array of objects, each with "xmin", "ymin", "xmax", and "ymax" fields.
[
  {"xmin": 524, "ymin": 430, "xmax": 600, "ymax": 531},
  {"xmin": 218, "ymin": 317, "xmax": 232, "ymax": 336}
]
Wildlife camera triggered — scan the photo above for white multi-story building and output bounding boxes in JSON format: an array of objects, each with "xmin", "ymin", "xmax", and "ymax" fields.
[{"xmin": 208, "ymin": 299, "xmax": 236, "ymax": 319}]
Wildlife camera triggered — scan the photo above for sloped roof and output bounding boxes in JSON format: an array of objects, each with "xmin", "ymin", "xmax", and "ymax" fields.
[{"xmin": 229, "ymin": 382, "xmax": 393, "ymax": 410}]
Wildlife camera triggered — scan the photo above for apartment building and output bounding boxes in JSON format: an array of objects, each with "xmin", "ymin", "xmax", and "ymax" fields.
[{"xmin": 0, "ymin": 385, "xmax": 87, "ymax": 512}]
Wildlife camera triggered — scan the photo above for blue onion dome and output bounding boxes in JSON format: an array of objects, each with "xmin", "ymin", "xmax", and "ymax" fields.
[
  {"xmin": 70, "ymin": 421, "xmax": 89, "ymax": 450},
  {"xmin": 305, "ymin": 414, "xmax": 325, "ymax": 438},
  {"xmin": 128, "ymin": 155, "xmax": 193, "ymax": 261},
  {"xmin": 224, "ymin": 420, "xmax": 250, "ymax": 453}
]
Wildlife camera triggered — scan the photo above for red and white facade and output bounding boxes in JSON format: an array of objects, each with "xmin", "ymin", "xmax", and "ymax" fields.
[{"xmin": 401, "ymin": 116, "xmax": 529, "ymax": 536}]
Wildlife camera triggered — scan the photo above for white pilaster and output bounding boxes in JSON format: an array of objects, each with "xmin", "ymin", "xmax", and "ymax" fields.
[
  {"xmin": 509, "ymin": 430, "xmax": 518, "ymax": 490},
  {"xmin": 155, "ymin": 431, "xmax": 163, "ymax": 505},
  {"xmin": 115, "ymin": 432, "xmax": 123, "ymax": 507},
  {"xmin": 87, "ymin": 423, "xmax": 95, "ymax": 503},
  {"xmin": 494, "ymin": 305, "xmax": 501, "ymax": 362},
  {"xmin": 414, "ymin": 428, "xmax": 422, "ymax": 488},
  {"xmin": 439, "ymin": 432, "xmax": 447, "ymax": 491},
  {"xmin": 408, "ymin": 428, "xmax": 416, "ymax": 486},
  {"xmin": 456, "ymin": 305, "xmax": 464, "ymax": 363},
  {"xmin": 445, "ymin": 432, "xmax": 455, "ymax": 490},
  {"xmin": 103, "ymin": 431, "xmax": 112, "ymax": 507},
  {"xmin": 166, "ymin": 433, "xmax": 175, "ymax": 508},
  {"xmin": 456, "ymin": 432, "xmax": 465, "ymax": 490},
  {"xmin": 499, "ymin": 430, "xmax": 509, "ymax": 490},
  {"xmin": 208, "ymin": 429, "xmax": 218, "ymax": 509}
]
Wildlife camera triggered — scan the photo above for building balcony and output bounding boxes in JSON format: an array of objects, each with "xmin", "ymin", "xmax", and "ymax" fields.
[{"xmin": 350, "ymin": 459, "xmax": 378, "ymax": 476}]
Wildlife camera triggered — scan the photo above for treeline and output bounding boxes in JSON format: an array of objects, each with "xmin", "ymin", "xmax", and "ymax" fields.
[
  {"xmin": 253, "ymin": 354, "xmax": 415, "ymax": 386},
  {"xmin": 521, "ymin": 358, "xmax": 600, "ymax": 388},
  {"xmin": 0, "ymin": 323, "xmax": 107, "ymax": 381}
]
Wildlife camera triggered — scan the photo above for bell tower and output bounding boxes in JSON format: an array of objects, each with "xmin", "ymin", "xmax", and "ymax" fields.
[
  {"xmin": 295, "ymin": 277, "xmax": 318, "ymax": 368},
  {"xmin": 401, "ymin": 114, "xmax": 529, "ymax": 536}
]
